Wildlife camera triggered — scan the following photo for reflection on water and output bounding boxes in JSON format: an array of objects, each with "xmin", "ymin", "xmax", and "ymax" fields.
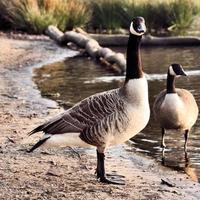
[
  {"xmin": 34, "ymin": 57, "xmax": 120, "ymax": 108},
  {"xmin": 33, "ymin": 46, "xmax": 200, "ymax": 182}
]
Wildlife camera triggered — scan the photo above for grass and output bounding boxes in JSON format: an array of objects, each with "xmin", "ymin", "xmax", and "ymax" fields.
[
  {"xmin": 0, "ymin": 0, "xmax": 90, "ymax": 34},
  {"xmin": 0, "ymin": 0, "xmax": 199, "ymax": 35},
  {"xmin": 169, "ymin": 0, "xmax": 200, "ymax": 34},
  {"xmin": 90, "ymin": 0, "xmax": 124, "ymax": 32},
  {"xmin": 91, "ymin": 0, "xmax": 200, "ymax": 35}
]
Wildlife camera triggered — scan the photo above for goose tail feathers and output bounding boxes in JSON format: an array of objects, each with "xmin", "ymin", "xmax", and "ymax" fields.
[
  {"xmin": 27, "ymin": 136, "xmax": 50, "ymax": 153},
  {"xmin": 28, "ymin": 124, "xmax": 46, "ymax": 136}
]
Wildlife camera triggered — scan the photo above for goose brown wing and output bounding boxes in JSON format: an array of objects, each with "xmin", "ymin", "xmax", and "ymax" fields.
[
  {"xmin": 30, "ymin": 89, "xmax": 121, "ymax": 135},
  {"xmin": 79, "ymin": 105, "xmax": 129, "ymax": 146}
]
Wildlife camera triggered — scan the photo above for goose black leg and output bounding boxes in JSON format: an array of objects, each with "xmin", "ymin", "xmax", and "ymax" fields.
[
  {"xmin": 161, "ymin": 128, "xmax": 166, "ymax": 148},
  {"xmin": 161, "ymin": 148, "xmax": 166, "ymax": 165},
  {"xmin": 184, "ymin": 151, "xmax": 189, "ymax": 164},
  {"xmin": 96, "ymin": 150, "xmax": 125, "ymax": 185},
  {"xmin": 184, "ymin": 129, "xmax": 189, "ymax": 152}
]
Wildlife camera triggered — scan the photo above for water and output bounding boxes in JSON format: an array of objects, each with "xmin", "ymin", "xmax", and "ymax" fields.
[{"xmin": 33, "ymin": 46, "xmax": 200, "ymax": 181}]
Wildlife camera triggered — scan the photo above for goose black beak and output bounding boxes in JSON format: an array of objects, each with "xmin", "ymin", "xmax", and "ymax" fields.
[
  {"xmin": 136, "ymin": 23, "xmax": 146, "ymax": 34},
  {"xmin": 181, "ymin": 71, "xmax": 187, "ymax": 76},
  {"xmin": 178, "ymin": 65, "xmax": 187, "ymax": 76},
  {"xmin": 137, "ymin": 29, "xmax": 145, "ymax": 34}
]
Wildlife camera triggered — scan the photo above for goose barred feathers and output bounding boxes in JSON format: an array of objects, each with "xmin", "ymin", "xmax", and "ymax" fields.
[{"xmin": 30, "ymin": 89, "xmax": 130, "ymax": 147}]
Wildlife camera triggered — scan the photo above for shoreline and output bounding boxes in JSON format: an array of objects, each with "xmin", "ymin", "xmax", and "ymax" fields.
[
  {"xmin": 1, "ymin": 31, "xmax": 200, "ymax": 46},
  {"xmin": 0, "ymin": 34, "xmax": 200, "ymax": 199}
]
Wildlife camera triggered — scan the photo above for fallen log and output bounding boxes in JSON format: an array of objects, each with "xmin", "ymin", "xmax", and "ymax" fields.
[
  {"xmin": 45, "ymin": 25, "xmax": 126, "ymax": 74},
  {"xmin": 90, "ymin": 34, "xmax": 200, "ymax": 47},
  {"xmin": 143, "ymin": 35, "xmax": 200, "ymax": 46},
  {"xmin": 45, "ymin": 25, "xmax": 64, "ymax": 43}
]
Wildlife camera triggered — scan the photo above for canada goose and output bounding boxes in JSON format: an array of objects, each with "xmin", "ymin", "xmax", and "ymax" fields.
[
  {"xmin": 28, "ymin": 17, "xmax": 150, "ymax": 184},
  {"xmin": 153, "ymin": 64, "xmax": 198, "ymax": 151}
]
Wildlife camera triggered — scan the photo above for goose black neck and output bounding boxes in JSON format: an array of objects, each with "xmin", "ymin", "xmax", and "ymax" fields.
[
  {"xmin": 125, "ymin": 34, "xmax": 143, "ymax": 82},
  {"xmin": 167, "ymin": 71, "xmax": 176, "ymax": 93}
]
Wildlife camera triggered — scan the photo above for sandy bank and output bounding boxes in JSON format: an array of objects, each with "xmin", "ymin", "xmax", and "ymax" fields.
[{"xmin": 0, "ymin": 34, "xmax": 199, "ymax": 200}]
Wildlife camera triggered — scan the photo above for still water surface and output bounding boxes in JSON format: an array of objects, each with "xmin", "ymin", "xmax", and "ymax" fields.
[{"xmin": 34, "ymin": 46, "xmax": 200, "ymax": 181}]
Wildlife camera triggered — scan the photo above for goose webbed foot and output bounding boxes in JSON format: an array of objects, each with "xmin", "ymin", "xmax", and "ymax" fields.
[
  {"xmin": 107, "ymin": 173, "xmax": 125, "ymax": 178},
  {"xmin": 96, "ymin": 150, "xmax": 125, "ymax": 185},
  {"xmin": 99, "ymin": 175, "xmax": 125, "ymax": 185},
  {"xmin": 97, "ymin": 171, "xmax": 125, "ymax": 185}
]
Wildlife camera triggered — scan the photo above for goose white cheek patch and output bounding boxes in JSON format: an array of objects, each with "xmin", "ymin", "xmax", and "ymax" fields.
[
  {"xmin": 130, "ymin": 22, "xmax": 146, "ymax": 36},
  {"xmin": 169, "ymin": 65, "xmax": 176, "ymax": 76}
]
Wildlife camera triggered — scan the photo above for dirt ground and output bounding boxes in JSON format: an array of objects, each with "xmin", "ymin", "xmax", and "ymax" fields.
[{"xmin": 0, "ymin": 34, "xmax": 200, "ymax": 200}]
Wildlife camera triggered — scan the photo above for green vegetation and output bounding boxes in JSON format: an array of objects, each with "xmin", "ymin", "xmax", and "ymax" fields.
[
  {"xmin": 0, "ymin": 0, "xmax": 90, "ymax": 34},
  {"xmin": 90, "ymin": 0, "xmax": 124, "ymax": 32},
  {"xmin": 91, "ymin": 0, "xmax": 200, "ymax": 35},
  {"xmin": 0, "ymin": 0, "xmax": 199, "ymax": 35},
  {"xmin": 169, "ymin": 0, "xmax": 200, "ymax": 34}
]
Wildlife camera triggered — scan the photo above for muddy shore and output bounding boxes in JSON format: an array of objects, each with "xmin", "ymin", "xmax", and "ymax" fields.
[{"xmin": 0, "ymin": 34, "xmax": 200, "ymax": 199}]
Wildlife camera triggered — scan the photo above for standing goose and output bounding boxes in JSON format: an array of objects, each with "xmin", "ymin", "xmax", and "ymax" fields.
[
  {"xmin": 153, "ymin": 64, "xmax": 198, "ymax": 151},
  {"xmin": 28, "ymin": 17, "xmax": 150, "ymax": 184}
]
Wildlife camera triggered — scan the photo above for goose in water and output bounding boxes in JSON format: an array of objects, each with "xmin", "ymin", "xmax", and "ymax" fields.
[
  {"xmin": 28, "ymin": 16, "xmax": 150, "ymax": 184},
  {"xmin": 153, "ymin": 64, "xmax": 198, "ymax": 151}
]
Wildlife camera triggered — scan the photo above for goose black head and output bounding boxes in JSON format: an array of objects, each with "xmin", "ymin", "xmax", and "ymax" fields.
[
  {"xmin": 168, "ymin": 63, "xmax": 187, "ymax": 77},
  {"xmin": 130, "ymin": 17, "xmax": 146, "ymax": 36}
]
